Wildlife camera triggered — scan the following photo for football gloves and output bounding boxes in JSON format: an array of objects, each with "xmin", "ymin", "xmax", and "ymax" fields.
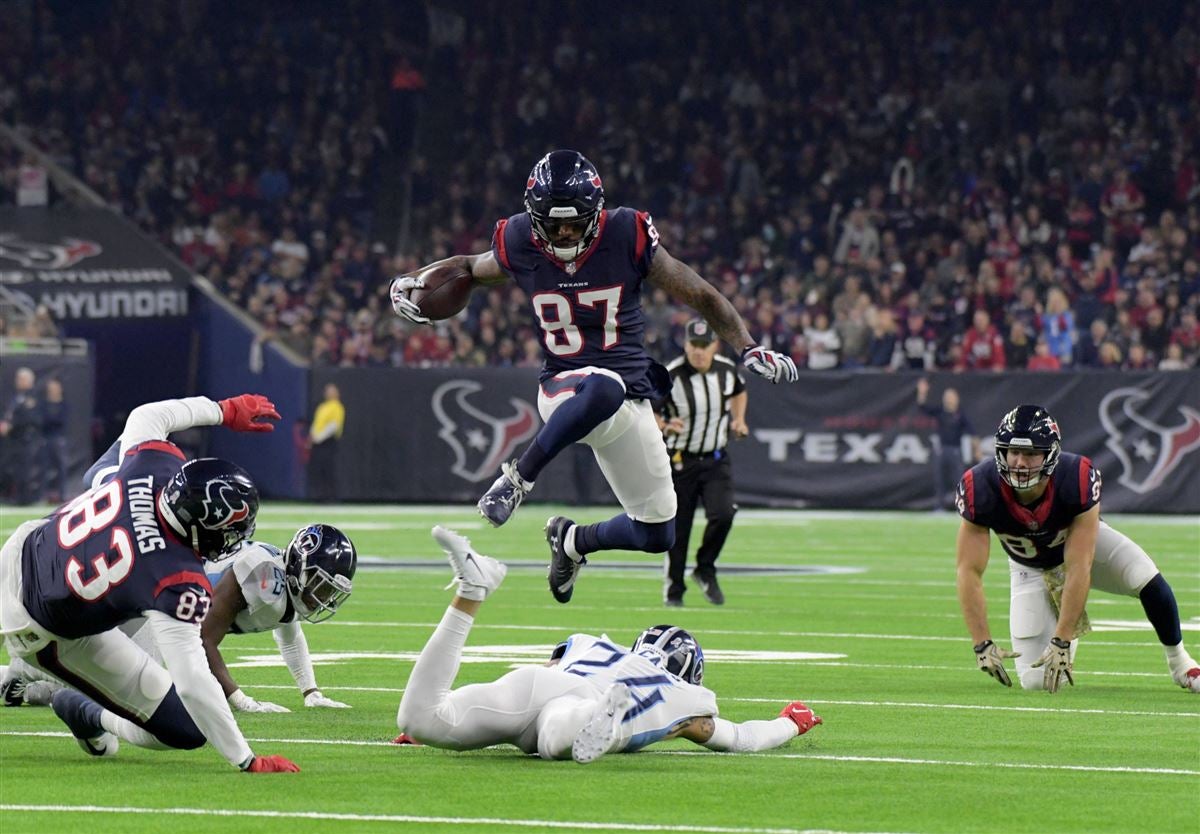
[
  {"xmin": 779, "ymin": 701, "xmax": 822, "ymax": 735},
  {"xmin": 228, "ymin": 688, "xmax": 291, "ymax": 713},
  {"xmin": 390, "ymin": 275, "xmax": 432, "ymax": 325},
  {"xmin": 1031, "ymin": 637, "xmax": 1074, "ymax": 694},
  {"xmin": 244, "ymin": 754, "xmax": 301, "ymax": 773},
  {"xmin": 741, "ymin": 345, "xmax": 799, "ymax": 384},
  {"xmin": 974, "ymin": 639, "xmax": 1020, "ymax": 687},
  {"xmin": 219, "ymin": 394, "xmax": 280, "ymax": 433},
  {"xmin": 304, "ymin": 690, "xmax": 350, "ymax": 709}
]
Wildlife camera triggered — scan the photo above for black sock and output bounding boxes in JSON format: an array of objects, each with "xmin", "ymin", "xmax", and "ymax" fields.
[{"xmin": 1139, "ymin": 573, "xmax": 1183, "ymax": 646}]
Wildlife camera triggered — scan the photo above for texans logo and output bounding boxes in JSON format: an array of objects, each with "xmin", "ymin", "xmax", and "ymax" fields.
[
  {"xmin": 1099, "ymin": 387, "xmax": 1200, "ymax": 494},
  {"xmin": 200, "ymin": 481, "xmax": 252, "ymax": 529},
  {"xmin": 0, "ymin": 234, "xmax": 102, "ymax": 270},
  {"xmin": 432, "ymin": 380, "xmax": 539, "ymax": 482}
]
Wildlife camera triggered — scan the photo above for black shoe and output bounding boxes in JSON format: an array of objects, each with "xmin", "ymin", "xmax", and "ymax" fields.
[
  {"xmin": 664, "ymin": 596, "xmax": 684, "ymax": 607},
  {"xmin": 546, "ymin": 516, "xmax": 585, "ymax": 604},
  {"xmin": 692, "ymin": 571, "xmax": 725, "ymax": 605},
  {"xmin": 51, "ymin": 689, "xmax": 118, "ymax": 756}
]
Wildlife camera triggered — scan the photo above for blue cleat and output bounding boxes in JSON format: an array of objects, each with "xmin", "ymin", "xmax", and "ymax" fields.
[
  {"xmin": 477, "ymin": 460, "xmax": 534, "ymax": 528},
  {"xmin": 51, "ymin": 689, "xmax": 119, "ymax": 757}
]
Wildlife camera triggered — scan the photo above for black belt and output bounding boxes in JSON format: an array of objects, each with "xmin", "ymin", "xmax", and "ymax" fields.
[{"xmin": 676, "ymin": 449, "xmax": 725, "ymax": 461}]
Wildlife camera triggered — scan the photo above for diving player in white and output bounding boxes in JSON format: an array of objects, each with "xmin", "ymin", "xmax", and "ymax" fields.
[{"xmin": 396, "ymin": 527, "xmax": 822, "ymax": 763}]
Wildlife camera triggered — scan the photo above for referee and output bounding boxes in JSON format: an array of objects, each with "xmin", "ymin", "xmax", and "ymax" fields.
[{"xmin": 658, "ymin": 320, "xmax": 748, "ymax": 607}]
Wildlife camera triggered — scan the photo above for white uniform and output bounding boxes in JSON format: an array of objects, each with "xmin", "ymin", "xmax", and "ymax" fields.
[
  {"xmin": 211, "ymin": 542, "xmax": 294, "ymax": 634},
  {"xmin": 396, "ymin": 609, "xmax": 716, "ymax": 759}
]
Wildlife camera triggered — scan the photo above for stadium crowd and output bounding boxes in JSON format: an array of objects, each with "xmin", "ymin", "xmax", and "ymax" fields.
[{"xmin": 3, "ymin": 1, "xmax": 1199, "ymax": 372}]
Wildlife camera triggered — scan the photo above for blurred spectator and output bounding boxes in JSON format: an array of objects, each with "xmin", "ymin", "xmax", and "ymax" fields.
[
  {"xmin": 1039, "ymin": 288, "xmax": 1075, "ymax": 366},
  {"xmin": 308, "ymin": 383, "xmax": 346, "ymax": 503},
  {"xmin": 1158, "ymin": 343, "xmax": 1190, "ymax": 371},
  {"xmin": 958, "ymin": 310, "xmax": 1006, "ymax": 372},
  {"xmin": 40, "ymin": 378, "xmax": 69, "ymax": 502},
  {"xmin": 916, "ymin": 378, "xmax": 979, "ymax": 512},
  {"xmin": 0, "ymin": 367, "xmax": 43, "ymax": 504},
  {"xmin": 1027, "ymin": 336, "xmax": 1063, "ymax": 372}
]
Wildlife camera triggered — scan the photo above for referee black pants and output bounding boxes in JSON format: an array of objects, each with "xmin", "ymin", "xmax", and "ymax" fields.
[{"xmin": 666, "ymin": 453, "xmax": 737, "ymax": 600}]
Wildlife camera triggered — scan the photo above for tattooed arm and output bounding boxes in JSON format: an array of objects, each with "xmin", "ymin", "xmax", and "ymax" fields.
[{"xmin": 646, "ymin": 246, "xmax": 754, "ymax": 352}]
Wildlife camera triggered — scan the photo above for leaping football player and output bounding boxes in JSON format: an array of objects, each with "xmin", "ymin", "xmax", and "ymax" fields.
[
  {"xmin": 390, "ymin": 150, "xmax": 798, "ymax": 604},
  {"xmin": 394, "ymin": 526, "xmax": 821, "ymax": 763},
  {"xmin": 955, "ymin": 404, "xmax": 1200, "ymax": 693}
]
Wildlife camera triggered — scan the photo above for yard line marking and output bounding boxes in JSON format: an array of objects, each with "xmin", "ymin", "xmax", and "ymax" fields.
[
  {"xmin": 648, "ymin": 751, "xmax": 1200, "ymax": 776},
  {"xmin": 0, "ymin": 804, "xmax": 914, "ymax": 834}
]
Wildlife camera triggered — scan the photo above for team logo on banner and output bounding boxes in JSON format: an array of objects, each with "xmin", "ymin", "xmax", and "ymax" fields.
[
  {"xmin": 1098, "ymin": 387, "xmax": 1200, "ymax": 494},
  {"xmin": 0, "ymin": 234, "xmax": 102, "ymax": 271},
  {"xmin": 431, "ymin": 380, "xmax": 539, "ymax": 482}
]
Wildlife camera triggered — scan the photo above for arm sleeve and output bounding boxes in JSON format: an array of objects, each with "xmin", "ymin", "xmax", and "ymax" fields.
[
  {"xmin": 146, "ymin": 609, "xmax": 254, "ymax": 768},
  {"xmin": 272, "ymin": 620, "xmax": 318, "ymax": 694},
  {"xmin": 118, "ymin": 397, "xmax": 223, "ymax": 457},
  {"xmin": 702, "ymin": 716, "xmax": 798, "ymax": 753}
]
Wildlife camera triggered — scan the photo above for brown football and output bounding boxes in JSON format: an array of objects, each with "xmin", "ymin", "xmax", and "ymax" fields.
[{"xmin": 410, "ymin": 264, "xmax": 474, "ymax": 321}]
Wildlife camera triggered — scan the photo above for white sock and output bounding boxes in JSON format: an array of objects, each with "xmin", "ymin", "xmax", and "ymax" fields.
[
  {"xmin": 397, "ymin": 607, "xmax": 474, "ymax": 728},
  {"xmin": 1164, "ymin": 642, "xmax": 1195, "ymax": 672},
  {"xmin": 101, "ymin": 710, "xmax": 170, "ymax": 749},
  {"xmin": 564, "ymin": 525, "xmax": 582, "ymax": 562}
]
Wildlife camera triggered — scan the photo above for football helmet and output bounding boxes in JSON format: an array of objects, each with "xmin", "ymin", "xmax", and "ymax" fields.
[
  {"xmin": 159, "ymin": 458, "xmax": 259, "ymax": 560},
  {"xmin": 284, "ymin": 524, "xmax": 357, "ymax": 623},
  {"xmin": 632, "ymin": 625, "xmax": 704, "ymax": 685},
  {"xmin": 994, "ymin": 404, "xmax": 1062, "ymax": 489},
  {"xmin": 524, "ymin": 149, "xmax": 605, "ymax": 262}
]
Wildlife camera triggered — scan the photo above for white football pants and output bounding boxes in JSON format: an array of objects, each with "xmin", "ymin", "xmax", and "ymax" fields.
[
  {"xmin": 1008, "ymin": 521, "xmax": 1160, "ymax": 690},
  {"xmin": 396, "ymin": 607, "xmax": 605, "ymax": 759},
  {"xmin": 537, "ymin": 367, "xmax": 677, "ymax": 523}
]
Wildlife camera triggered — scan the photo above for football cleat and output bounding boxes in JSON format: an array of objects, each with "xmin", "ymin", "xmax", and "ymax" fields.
[
  {"xmin": 546, "ymin": 516, "xmax": 585, "ymax": 604},
  {"xmin": 0, "ymin": 665, "xmax": 23, "ymax": 707},
  {"xmin": 1174, "ymin": 667, "xmax": 1200, "ymax": 694},
  {"xmin": 692, "ymin": 571, "xmax": 725, "ymax": 606},
  {"xmin": 572, "ymin": 682, "xmax": 634, "ymax": 764},
  {"xmin": 433, "ymin": 525, "xmax": 507, "ymax": 601},
  {"xmin": 51, "ymin": 689, "xmax": 119, "ymax": 757},
  {"xmin": 477, "ymin": 460, "xmax": 534, "ymax": 528}
]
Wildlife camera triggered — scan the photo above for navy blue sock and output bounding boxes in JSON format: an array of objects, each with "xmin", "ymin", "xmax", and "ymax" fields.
[
  {"xmin": 516, "ymin": 375, "xmax": 625, "ymax": 482},
  {"xmin": 574, "ymin": 514, "xmax": 675, "ymax": 556},
  {"xmin": 1139, "ymin": 573, "xmax": 1183, "ymax": 646}
]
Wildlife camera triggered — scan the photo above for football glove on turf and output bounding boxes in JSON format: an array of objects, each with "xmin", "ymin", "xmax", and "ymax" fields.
[
  {"xmin": 779, "ymin": 701, "xmax": 822, "ymax": 734},
  {"xmin": 228, "ymin": 688, "xmax": 291, "ymax": 713},
  {"xmin": 974, "ymin": 639, "xmax": 1020, "ymax": 687},
  {"xmin": 390, "ymin": 275, "xmax": 432, "ymax": 325},
  {"xmin": 741, "ymin": 345, "xmax": 799, "ymax": 384},
  {"xmin": 244, "ymin": 754, "xmax": 301, "ymax": 773},
  {"xmin": 1031, "ymin": 637, "xmax": 1074, "ymax": 694}
]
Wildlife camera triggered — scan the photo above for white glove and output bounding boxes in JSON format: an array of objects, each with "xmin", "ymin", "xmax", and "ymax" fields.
[
  {"xmin": 390, "ymin": 275, "xmax": 432, "ymax": 325},
  {"xmin": 304, "ymin": 690, "xmax": 350, "ymax": 709},
  {"xmin": 741, "ymin": 345, "xmax": 799, "ymax": 384},
  {"xmin": 228, "ymin": 688, "xmax": 291, "ymax": 713},
  {"xmin": 1031, "ymin": 637, "xmax": 1074, "ymax": 694},
  {"xmin": 974, "ymin": 639, "xmax": 1021, "ymax": 687}
]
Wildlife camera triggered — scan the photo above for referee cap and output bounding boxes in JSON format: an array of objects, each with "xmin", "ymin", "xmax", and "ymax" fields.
[{"xmin": 685, "ymin": 319, "xmax": 716, "ymax": 345}]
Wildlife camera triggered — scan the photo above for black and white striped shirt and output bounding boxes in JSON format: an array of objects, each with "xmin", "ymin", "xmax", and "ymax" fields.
[{"xmin": 661, "ymin": 354, "xmax": 746, "ymax": 455}]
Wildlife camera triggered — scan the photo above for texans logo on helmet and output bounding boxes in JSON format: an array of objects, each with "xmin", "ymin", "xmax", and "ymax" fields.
[
  {"xmin": 1099, "ymin": 387, "xmax": 1200, "ymax": 494},
  {"xmin": 0, "ymin": 233, "xmax": 102, "ymax": 270},
  {"xmin": 200, "ymin": 480, "xmax": 252, "ymax": 529},
  {"xmin": 432, "ymin": 380, "xmax": 539, "ymax": 482}
]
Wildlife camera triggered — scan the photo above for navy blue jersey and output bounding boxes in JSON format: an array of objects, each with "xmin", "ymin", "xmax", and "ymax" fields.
[
  {"xmin": 956, "ymin": 452, "xmax": 1102, "ymax": 569},
  {"xmin": 492, "ymin": 207, "xmax": 667, "ymax": 399},
  {"xmin": 21, "ymin": 441, "xmax": 213, "ymax": 639}
]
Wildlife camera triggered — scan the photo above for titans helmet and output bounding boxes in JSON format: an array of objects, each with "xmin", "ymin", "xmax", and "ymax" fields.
[
  {"xmin": 632, "ymin": 625, "xmax": 704, "ymax": 685},
  {"xmin": 524, "ymin": 149, "xmax": 605, "ymax": 262},
  {"xmin": 159, "ymin": 458, "xmax": 259, "ymax": 560},
  {"xmin": 284, "ymin": 524, "xmax": 357, "ymax": 623},
  {"xmin": 994, "ymin": 404, "xmax": 1062, "ymax": 489}
]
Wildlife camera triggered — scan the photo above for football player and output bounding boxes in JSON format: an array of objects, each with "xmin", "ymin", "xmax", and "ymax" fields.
[
  {"xmin": 0, "ymin": 394, "xmax": 300, "ymax": 772},
  {"xmin": 956, "ymin": 404, "xmax": 1200, "ymax": 693},
  {"xmin": 395, "ymin": 527, "xmax": 821, "ymax": 763},
  {"xmin": 390, "ymin": 150, "xmax": 798, "ymax": 604}
]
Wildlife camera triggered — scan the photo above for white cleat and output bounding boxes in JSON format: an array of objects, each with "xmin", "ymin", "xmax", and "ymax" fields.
[
  {"xmin": 432, "ymin": 525, "xmax": 507, "ymax": 601},
  {"xmin": 572, "ymin": 683, "xmax": 634, "ymax": 765},
  {"xmin": 1174, "ymin": 666, "xmax": 1200, "ymax": 693}
]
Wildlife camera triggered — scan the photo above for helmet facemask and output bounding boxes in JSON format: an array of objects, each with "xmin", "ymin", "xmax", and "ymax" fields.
[
  {"xmin": 526, "ymin": 199, "xmax": 603, "ymax": 262},
  {"xmin": 284, "ymin": 524, "xmax": 356, "ymax": 624},
  {"xmin": 286, "ymin": 563, "xmax": 352, "ymax": 624},
  {"xmin": 993, "ymin": 405, "xmax": 1062, "ymax": 490}
]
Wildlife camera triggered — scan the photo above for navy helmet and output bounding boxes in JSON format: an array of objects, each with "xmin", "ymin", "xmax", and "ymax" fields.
[
  {"xmin": 632, "ymin": 625, "xmax": 704, "ymax": 685},
  {"xmin": 524, "ymin": 149, "xmax": 605, "ymax": 262},
  {"xmin": 159, "ymin": 458, "xmax": 259, "ymax": 560},
  {"xmin": 284, "ymin": 524, "xmax": 357, "ymax": 623},
  {"xmin": 994, "ymin": 405, "xmax": 1062, "ymax": 489}
]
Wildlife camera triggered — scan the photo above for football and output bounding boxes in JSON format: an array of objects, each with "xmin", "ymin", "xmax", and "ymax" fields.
[{"xmin": 411, "ymin": 264, "xmax": 474, "ymax": 321}]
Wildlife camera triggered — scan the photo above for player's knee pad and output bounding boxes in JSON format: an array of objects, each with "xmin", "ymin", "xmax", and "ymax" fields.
[
  {"xmin": 143, "ymin": 687, "xmax": 205, "ymax": 749},
  {"xmin": 630, "ymin": 518, "xmax": 675, "ymax": 553},
  {"xmin": 576, "ymin": 374, "xmax": 626, "ymax": 419}
]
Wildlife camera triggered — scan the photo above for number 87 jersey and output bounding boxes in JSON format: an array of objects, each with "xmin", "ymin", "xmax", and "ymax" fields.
[
  {"xmin": 21, "ymin": 441, "xmax": 215, "ymax": 639},
  {"xmin": 492, "ymin": 207, "xmax": 664, "ymax": 400},
  {"xmin": 956, "ymin": 451, "xmax": 1101, "ymax": 570}
]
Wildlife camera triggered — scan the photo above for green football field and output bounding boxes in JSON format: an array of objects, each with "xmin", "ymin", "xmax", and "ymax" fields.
[{"xmin": 1, "ymin": 503, "xmax": 1197, "ymax": 834}]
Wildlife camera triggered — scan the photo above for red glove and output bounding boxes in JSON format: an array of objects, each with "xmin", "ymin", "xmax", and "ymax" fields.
[
  {"xmin": 219, "ymin": 394, "xmax": 280, "ymax": 433},
  {"xmin": 245, "ymin": 754, "xmax": 300, "ymax": 773},
  {"xmin": 391, "ymin": 733, "xmax": 422, "ymax": 745},
  {"xmin": 779, "ymin": 701, "xmax": 822, "ymax": 735}
]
